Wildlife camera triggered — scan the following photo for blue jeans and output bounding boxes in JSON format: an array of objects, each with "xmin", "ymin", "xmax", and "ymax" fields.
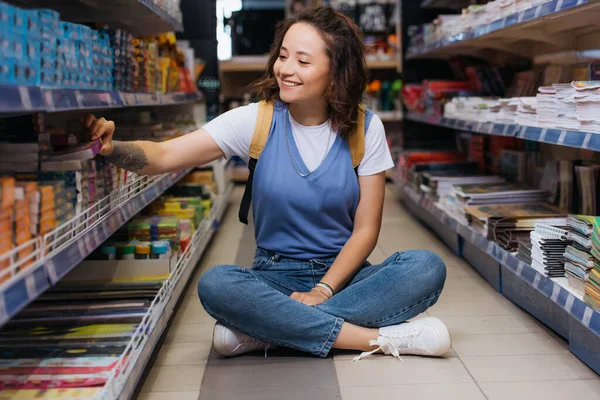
[{"xmin": 197, "ymin": 248, "xmax": 446, "ymax": 358}]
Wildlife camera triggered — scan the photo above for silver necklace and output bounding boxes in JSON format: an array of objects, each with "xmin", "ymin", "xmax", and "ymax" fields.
[{"xmin": 284, "ymin": 109, "xmax": 332, "ymax": 178}]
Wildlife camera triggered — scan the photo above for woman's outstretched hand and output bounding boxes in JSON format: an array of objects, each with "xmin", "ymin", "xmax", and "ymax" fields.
[
  {"xmin": 82, "ymin": 114, "xmax": 116, "ymax": 156},
  {"xmin": 290, "ymin": 289, "xmax": 330, "ymax": 306}
]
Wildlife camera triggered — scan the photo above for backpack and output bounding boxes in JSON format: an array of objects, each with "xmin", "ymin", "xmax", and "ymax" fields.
[{"xmin": 238, "ymin": 100, "xmax": 368, "ymax": 224}]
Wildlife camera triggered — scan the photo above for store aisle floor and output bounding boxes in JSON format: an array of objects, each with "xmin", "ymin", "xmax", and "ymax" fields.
[{"xmin": 137, "ymin": 185, "xmax": 599, "ymax": 400}]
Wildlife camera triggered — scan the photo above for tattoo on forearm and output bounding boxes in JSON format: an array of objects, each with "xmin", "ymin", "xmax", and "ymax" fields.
[{"xmin": 105, "ymin": 141, "xmax": 149, "ymax": 172}]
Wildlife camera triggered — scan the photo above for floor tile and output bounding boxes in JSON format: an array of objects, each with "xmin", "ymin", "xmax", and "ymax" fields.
[
  {"xmin": 444, "ymin": 261, "xmax": 480, "ymax": 278},
  {"xmin": 452, "ymin": 332, "xmax": 568, "ymax": 357},
  {"xmin": 137, "ymin": 391, "xmax": 199, "ymax": 400},
  {"xmin": 439, "ymin": 315, "xmax": 544, "ymax": 335},
  {"xmin": 461, "ymin": 354, "xmax": 597, "ymax": 382},
  {"xmin": 480, "ymin": 380, "xmax": 600, "ymax": 400},
  {"xmin": 140, "ymin": 365, "xmax": 205, "ymax": 392},
  {"xmin": 155, "ymin": 341, "xmax": 212, "ymax": 366},
  {"xmin": 200, "ymin": 386, "xmax": 341, "ymax": 400},
  {"xmin": 335, "ymin": 357, "xmax": 473, "ymax": 386},
  {"xmin": 429, "ymin": 285, "xmax": 523, "ymax": 317},
  {"xmin": 203, "ymin": 354, "xmax": 338, "ymax": 391},
  {"xmin": 164, "ymin": 323, "xmax": 215, "ymax": 345},
  {"xmin": 340, "ymin": 382, "xmax": 486, "ymax": 400},
  {"xmin": 172, "ymin": 296, "xmax": 215, "ymax": 325}
]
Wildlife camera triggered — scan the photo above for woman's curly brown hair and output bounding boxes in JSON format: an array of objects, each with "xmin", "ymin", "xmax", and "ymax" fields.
[{"xmin": 251, "ymin": 6, "xmax": 368, "ymax": 139}]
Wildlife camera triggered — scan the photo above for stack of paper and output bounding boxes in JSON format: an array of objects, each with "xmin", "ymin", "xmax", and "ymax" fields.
[
  {"xmin": 554, "ymin": 83, "xmax": 579, "ymax": 130},
  {"xmin": 454, "ymin": 182, "xmax": 548, "ymax": 206},
  {"xmin": 530, "ymin": 224, "xmax": 571, "ymax": 278},
  {"xmin": 537, "ymin": 86, "xmax": 557, "ymax": 127},
  {"xmin": 515, "ymin": 97, "xmax": 538, "ymax": 126},
  {"xmin": 464, "ymin": 203, "xmax": 566, "ymax": 250},
  {"xmin": 497, "ymin": 98, "xmax": 519, "ymax": 124},
  {"xmin": 564, "ymin": 243, "xmax": 595, "ymax": 297},
  {"xmin": 517, "ymin": 236, "xmax": 533, "ymax": 264},
  {"xmin": 566, "ymin": 215, "xmax": 600, "ymax": 310},
  {"xmin": 444, "ymin": 97, "xmax": 502, "ymax": 123},
  {"xmin": 573, "ymin": 81, "xmax": 600, "ymax": 133}
]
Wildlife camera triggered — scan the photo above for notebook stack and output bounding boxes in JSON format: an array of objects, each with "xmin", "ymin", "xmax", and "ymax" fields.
[
  {"xmin": 537, "ymin": 86, "xmax": 557, "ymax": 127},
  {"xmin": 554, "ymin": 83, "xmax": 579, "ymax": 131},
  {"xmin": 585, "ymin": 218, "xmax": 600, "ymax": 310},
  {"xmin": 515, "ymin": 97, "xmax": 537, "ymax": 126},
  {"xmin": 573, "ymin": 81, "xmax": 600, "ymax": 134},
  {"xmin": 454, "ymin": 182, "xmax": 548, "ymax": 206},
  {"xmin": 530, "ymin": 224, "xmax": 571, "ymax": 278},
  {"xmin": 464, "ymin": 203, "xmax": 567, "ymax": 251},
  {"xmin": 566, "ymin": 216, "xmax": 600, "ymax": 309}
]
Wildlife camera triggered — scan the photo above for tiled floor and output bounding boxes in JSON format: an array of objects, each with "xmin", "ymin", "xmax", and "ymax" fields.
[{"xmin": 136, "ymin": 185, "xmax": 600, "ymax": 400}]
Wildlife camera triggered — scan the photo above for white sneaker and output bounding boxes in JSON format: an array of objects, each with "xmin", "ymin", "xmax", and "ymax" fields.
[
  {"xmin": 212, "ymin": 322, "xmax": 276, "ymax": 357},
  {"xmin": 353, "ymin": 317, "xmax": 452, "ymax": 361}
]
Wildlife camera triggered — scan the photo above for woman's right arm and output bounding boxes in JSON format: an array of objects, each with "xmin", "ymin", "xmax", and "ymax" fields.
[{"xmin": 84, "ymin": 115, "xmax": 226, "ymax": 176}]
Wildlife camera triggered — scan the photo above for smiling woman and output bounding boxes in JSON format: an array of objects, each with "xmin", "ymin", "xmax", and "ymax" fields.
[
  {"xmin": 82, "ymin": 6, "xmax": 451, "ymax": 363},
  {"xmin": 252, "ymin": 8, "xmax": 368, "ymax": 137}
]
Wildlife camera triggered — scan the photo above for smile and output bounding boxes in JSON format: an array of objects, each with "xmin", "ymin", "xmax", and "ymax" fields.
[{"xmin": 282, "ymin": 80, "xmax": 301, "ymax": 88}]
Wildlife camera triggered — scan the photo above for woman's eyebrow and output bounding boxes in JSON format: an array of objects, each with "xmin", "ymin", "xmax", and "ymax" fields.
[{"xmin": 281, "ymin": 46, "xmax": 313, "ymax": 57}]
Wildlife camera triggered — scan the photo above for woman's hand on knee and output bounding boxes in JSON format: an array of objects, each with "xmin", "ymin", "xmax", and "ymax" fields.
[{"xmin": 290, "ymin": 289, "xmax": 330, "ymax": 306}]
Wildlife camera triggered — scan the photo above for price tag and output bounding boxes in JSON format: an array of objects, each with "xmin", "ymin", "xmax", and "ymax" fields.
[
  {"xmin": 25, "ymin": 274, "xmax": 37, "ymax": 298},
  {"xmin": 582, "ymin": 307, "xmax": 593, "ymax": 328},
  {"xmin": 74, "ymin": 90, "xmax": 83, "ymax": 108},
  {"xmin": 550, "ymin": 282, "xmax": 560, "ymax": 302},
  {"xmin": 558, "ymin": 130, "xmax": 567, "ymax": 145},
  {"xmin": 77, "ymin": 239, "xmax": 86, "ymax": 257},
  {"xmin": 18, "ymin": 87, "xmax": 32, "ymax": 110},
  {"xmin": 533, "ymin": 273, "xmax": 541, "ymax": 289},
  {"xmin": 46, "ymin": 258, "xmax": 57, "ymax": 282},
  {"xmin": 516, "ymin": 261, "xmax": 525, "ymax": 276},
  {"xmin": 44, "ymin": 90, "xmax": 55, "ymax": 111},
  {"xmin": 0, "ymin": 296, "xmax": 7, "ymax": 324}
]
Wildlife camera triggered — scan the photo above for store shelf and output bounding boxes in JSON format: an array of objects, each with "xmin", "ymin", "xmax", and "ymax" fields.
[
  {"xmin": 406, "ymin": 112, "xmax": 600, "ymax": 152},
  {"xmin": 420, "ymin": 0, "xmax": 471, "ymax": 9},
  {"xmin": 219, "ymin": 55, "xmax": 399, "ymax": 73},
  {"xmin": 0, "ymin": 170, "xmax": 190, "ymax": 328},
  {"xmin": 99, "ymin": 183, "xmax": 233, "ymax": 400},
  {"xmin": 407, "ymin": 0, "xmax": 597, "ymax": 59},
  {"xmin": 10, "ymin": 0, "xmax": 182, "ymax": 36},
  {"xmin": 397, "ymin": 182, "xmax": 600, "ymax": 372},
  {"xmin": 0, "ymin": 86, "xmax": 203, "ymax": 114}
]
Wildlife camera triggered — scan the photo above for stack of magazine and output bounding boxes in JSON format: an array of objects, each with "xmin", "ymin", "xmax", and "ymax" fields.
[{"xmin": 530, "ymin": 224, "xmax": 571, "ymax": 278}]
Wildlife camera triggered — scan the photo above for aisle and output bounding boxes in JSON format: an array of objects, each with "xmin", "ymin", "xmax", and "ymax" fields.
[{"xmin": 137, "ymin": 186, "xmax": 599, "ymax": 400}]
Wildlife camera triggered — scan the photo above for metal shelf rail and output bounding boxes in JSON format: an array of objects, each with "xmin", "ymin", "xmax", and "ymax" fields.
[
  {"xmin": 0, "ymin": 170, "xmax": 191, "ymax": 327},
  {"xmin": 0, "ymin": 86, "xmax": 202, "ymax": 114},
  {"xmin": 406, "ymin": 112, "xmax": 600, "ymax": 152}
]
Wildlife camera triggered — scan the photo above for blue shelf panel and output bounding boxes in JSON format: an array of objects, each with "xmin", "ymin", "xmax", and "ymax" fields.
[
  {"xmin": 0, "ymin": 263, "xmax": 50, "ymax": 327},
  {"xmin": 0, "ymin": 170, "xmax": 188, "ymax": 327},
  {"xmin": 407, "ymin": 112, "xmax": 600, "ymax": 152},
  {"xmin": 407, "ymin": 0, "xmax": 588, "ymax": 57},
  {"xmin": 0, "ymin": 86, "xmax": 202, "ymax": 114},
  {"xmin": 401, "ymin": 184, "xmax": 600, "ymax": 339}
]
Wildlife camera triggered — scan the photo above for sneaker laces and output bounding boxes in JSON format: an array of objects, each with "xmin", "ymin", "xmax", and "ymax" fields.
[
  {"xmin": 352, "ymin": 327, "xmax": 421, "ymax": 362},
  {"xmin": 232, "ymin": 338, "xmax": 272, "ymax": 358}
]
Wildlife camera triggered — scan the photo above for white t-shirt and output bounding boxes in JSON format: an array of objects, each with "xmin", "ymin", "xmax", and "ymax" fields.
[{"xmin": 203, "ymin": 102, "xmax": 395, "ymax": 176}]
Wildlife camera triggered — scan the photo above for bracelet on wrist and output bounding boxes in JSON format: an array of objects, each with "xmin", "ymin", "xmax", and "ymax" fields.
[
  {"xmin": 315, "ymin": 282, "xmax": 335, "ymax": 298},
  {"xmin": 311, "ymin": 287, "xmax": 331, "ymax": 299}
]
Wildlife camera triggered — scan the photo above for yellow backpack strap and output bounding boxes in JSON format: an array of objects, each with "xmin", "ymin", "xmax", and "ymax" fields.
[
  {"xmin": 249, "ymin": 100, "xmax": 275, "ymax": 159},
  {"xmin": 239, "ymin": 100, "xmax": 274, "ymax": 224},
  {"xmin": 349, "ymin": 105, "xmax": 366, "ymax": 172}
]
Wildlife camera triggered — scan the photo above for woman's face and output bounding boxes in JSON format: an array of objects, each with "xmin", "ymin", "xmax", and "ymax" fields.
[{"xmin": 273, "ymin": 22, "xmax": 331, "ymax": 106}]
